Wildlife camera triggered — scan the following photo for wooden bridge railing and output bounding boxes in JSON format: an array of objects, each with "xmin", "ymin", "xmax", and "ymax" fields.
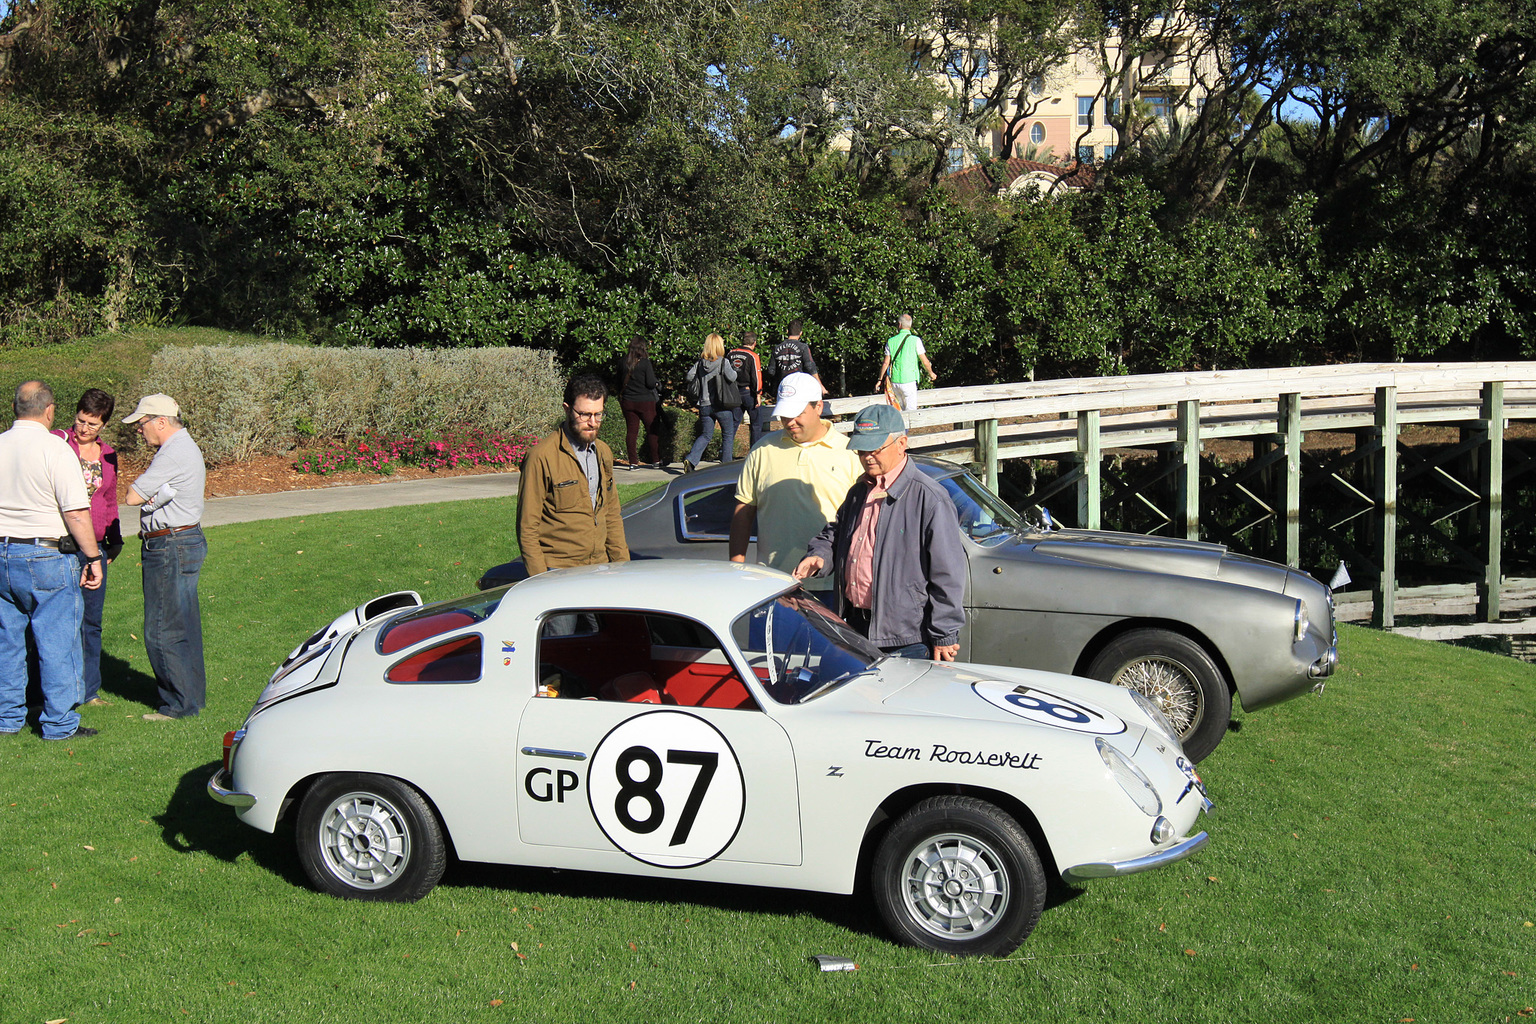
[{"xmin": 822, "ymin": 362, "xmax": 1536, "ymax": 628}]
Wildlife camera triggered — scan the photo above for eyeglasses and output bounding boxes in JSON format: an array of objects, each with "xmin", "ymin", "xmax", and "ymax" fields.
[{"xmin": 571, "ymin": 410, "xmax": 605, "ymax": 421}]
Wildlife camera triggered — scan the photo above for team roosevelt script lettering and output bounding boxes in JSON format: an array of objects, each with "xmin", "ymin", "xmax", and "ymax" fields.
[{"xmin": 864, "ymin": 739, "xmax": 1042, "ymax": 770}]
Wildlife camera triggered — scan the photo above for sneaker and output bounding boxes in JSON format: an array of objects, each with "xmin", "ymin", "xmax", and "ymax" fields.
[
  {"xmin": 44, "ymin": 726, "xmax": 97, "ymax": 741},
  {"xmin": 682, "ymin": 461, "xmax": 696, "ymax": 475}
]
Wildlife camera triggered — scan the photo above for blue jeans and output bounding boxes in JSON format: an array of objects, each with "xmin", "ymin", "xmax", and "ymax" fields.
[
  {"xmin": 0, "ymin": 543, "xmax": 83, "ymax": 738},
  {"xmin": 141, "ymin": 528, "xmax": 207, "ymax": 718},
  {"xmin": 78, "ymin": 555, "xmax": 107, "ymax": 703},
  {"xmin": 687, "ymin": 406, "xmax": 743, "ymax": 466}
]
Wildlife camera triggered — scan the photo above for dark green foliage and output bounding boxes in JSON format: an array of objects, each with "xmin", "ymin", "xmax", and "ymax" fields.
[{"xmin": 2, "ymin": 0, "xmax": 1534, "ymax": 374}]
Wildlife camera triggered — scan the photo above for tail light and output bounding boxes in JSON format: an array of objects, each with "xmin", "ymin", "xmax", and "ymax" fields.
[{"xmin": 222, "ymin": 730, "xmax": 238, "ymax": 772}]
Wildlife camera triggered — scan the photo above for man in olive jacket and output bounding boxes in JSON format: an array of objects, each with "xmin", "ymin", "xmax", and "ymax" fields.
[{"xmin": 517, "ymin": 374, "xmax": 630, "ymax": 574}]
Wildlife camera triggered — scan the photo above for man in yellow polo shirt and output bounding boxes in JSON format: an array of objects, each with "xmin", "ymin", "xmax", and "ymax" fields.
[{"xmin": 729, "ymin": 373, "xmax": 862, "ymax": 603}]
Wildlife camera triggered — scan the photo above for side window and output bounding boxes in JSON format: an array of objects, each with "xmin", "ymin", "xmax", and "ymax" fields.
[
  {"xmin": 387, "ymin": 635, "xmax": 483, "ymax": 684},
  {"xmin": 535, "ymin": 610, "xmax": 758, "ymax": 711},
  {"xmin": 677, "ymin": 484, "xmax": 744, "ymax": 542}
]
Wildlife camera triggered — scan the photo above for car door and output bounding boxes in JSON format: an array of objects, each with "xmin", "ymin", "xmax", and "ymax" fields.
[{"xmin": 515, "ymin": 609, "xmax": 801, "ymax": 869}]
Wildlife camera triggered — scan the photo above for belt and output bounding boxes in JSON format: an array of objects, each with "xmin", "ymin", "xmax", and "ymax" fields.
[
  {"xmin": 0, "ymin": 537, "xmax": 60, "ymax": 549},
  {"xmin": 140, "ymin": 524, "xmax": 201, "ymax": 540}
]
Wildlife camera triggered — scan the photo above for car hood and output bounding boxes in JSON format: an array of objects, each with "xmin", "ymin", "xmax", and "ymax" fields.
[
  {"xmin": 865, "ymin": 659, "xmax": 1157, "ymax": 751},
  {"xmin": 1024, "ymin": 529, "xmax": 1228, "ymax": 579},
  {"xmin": 998, "ymin": 528, "xmax": 1304, "ymax": 596}
]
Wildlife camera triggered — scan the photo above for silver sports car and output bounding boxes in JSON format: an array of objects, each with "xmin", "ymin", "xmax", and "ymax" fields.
[{"xmin": 483, "ymin": 455, "xmax": 1338, "ymax": 762}]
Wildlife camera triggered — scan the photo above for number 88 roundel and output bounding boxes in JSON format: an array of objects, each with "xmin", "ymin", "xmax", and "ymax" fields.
[{"xmin": 587, "ymin": 711, "xmax": 747, "ymax": 868}]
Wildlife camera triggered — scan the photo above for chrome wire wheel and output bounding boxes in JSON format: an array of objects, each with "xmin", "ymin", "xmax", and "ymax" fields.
[
  {"xmin": 1086, "ymin": 628, "xmax": 1231, "ymax": 763},
  {"xmin": 317, "ymin": 791, "xmax": 412, "ymax": 890},
  {"xmin": 900, "ymin": 831, "xmax": 1011, "ymax": 941},
  {"xmin": 1111, "ymin": 656, "xmax": 1203, "ymax": 737}
]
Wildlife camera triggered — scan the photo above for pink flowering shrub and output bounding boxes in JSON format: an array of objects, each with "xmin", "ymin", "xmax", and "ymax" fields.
[{"xmin": 294, "ymin": 427, "xmax": 539, "ymax": 476}]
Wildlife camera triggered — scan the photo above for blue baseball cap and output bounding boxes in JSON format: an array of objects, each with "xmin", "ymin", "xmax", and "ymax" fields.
[{"xmin": 847, "ymin": 404, "xmax": 907, "ymax": 451}]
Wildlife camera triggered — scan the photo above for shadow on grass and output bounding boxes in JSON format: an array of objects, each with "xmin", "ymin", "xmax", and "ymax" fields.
[
  {"xmin": 445, "ymin": 860, "xmax": 888, "ymax": 942},
  {"xmin": 100, "ymin": 651, "xmax": 161, "ymax": 709},
  {"xmin": 155, "ymin": 760, "xmax": 307, "ymax": 886}
]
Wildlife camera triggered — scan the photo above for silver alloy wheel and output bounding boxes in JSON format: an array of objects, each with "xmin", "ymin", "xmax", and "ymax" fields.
[
  {"xmin": 1112, "ymin": 656, "xmax": 1203, "ymax": 738},
  {"xmin": 317, "ymin": 791, "xmax": 413, "ymax": 890},
  {"xmin": 899, "ymin": 831, "xmax": 1011, "ymax": 940}
]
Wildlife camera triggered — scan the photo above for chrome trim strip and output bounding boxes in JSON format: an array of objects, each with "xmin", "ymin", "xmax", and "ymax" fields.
[
  {"xmin": 520, "ymin": 747, "xmax": 589, "ymax": 761},
  {"xmin": 207, "ymin": 768, "xmax": 256, "ymax": 809},
  {"xmin": 1061, "ymin": 831, "xmax": 1210, "ymax": 882}
]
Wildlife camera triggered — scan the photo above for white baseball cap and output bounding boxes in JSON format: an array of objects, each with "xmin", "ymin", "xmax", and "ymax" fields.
[
  {"xmin": 773, "ymin": 373, "xmax": 823, "ymax": 419},
  {"xmin": 122, "ymin": 394, "xmax": 181, "ymax": 423}
]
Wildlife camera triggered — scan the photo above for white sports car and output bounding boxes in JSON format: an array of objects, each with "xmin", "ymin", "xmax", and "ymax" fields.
[{"xmin": 209, "ymin": 560, "xmax": 1212, "ymax": 956}]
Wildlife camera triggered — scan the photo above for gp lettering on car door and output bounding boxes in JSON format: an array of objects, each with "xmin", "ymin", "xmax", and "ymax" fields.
[{"xmin": 514, "ymin": 611, "xmax": 802, "ymax": 868}]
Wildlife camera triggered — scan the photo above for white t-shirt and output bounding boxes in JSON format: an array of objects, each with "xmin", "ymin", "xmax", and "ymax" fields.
[{"xmin": 0, "ymin": 420, "xmax": 90, "ymax": 536}]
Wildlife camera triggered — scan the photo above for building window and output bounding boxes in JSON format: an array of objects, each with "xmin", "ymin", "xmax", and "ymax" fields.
[
  {"xmin": 1103, "ymin": 144, "xmax": 1117, "ymax": 159},
  {"xmin": 948, "ymin": 146, "xmax": 964, "ymax": 173},
  {"xmin": 1030, "ymin": 122, "xmax": 1045, "ymax": 145},
  {"xmin": 1077, "ymin": 96, "xmax": 1094, "ymax": 127},
  {"xmin": 1077, "ymin": 145, "xmax": 1095, "ymax": 164},
  {"xmin": 974, "ymin": 50, "xmax": 989, "ymax": 77},
  {"xmin": 973, "ymin": 96, "xmax": 987, "ymax": 111},
  {"xmin": 1149, "ymin": 95, "xmax": 1171, "ymax": 121},
  {"xmin": 1030, "ymin": 75, "xmax": 1044, "ymax": 95},
  {"xmin": 1106, "ymin": 97, "xmax": 1122, "ymax": 121},
  {"xmin": 945, "ymin": 50, "xmax": 966, "ymax": 79}
]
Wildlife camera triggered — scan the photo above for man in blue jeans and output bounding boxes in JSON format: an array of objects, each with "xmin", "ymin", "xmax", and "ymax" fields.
[
  {"xmin": 123, "ymin": 394, "xmax": 207, "ymax": 722},
  {"xmin": 0, "ymin": 381, "xmax": 106, "ymax": 741}
]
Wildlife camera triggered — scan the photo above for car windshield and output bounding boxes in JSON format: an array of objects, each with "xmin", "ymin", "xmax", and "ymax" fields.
[
  {"xmin": 731, "ymin": 592, "xmax": 883, "ymax": 705},
  {"xmin": 926, "ymin": 468, "xmax": 1030, "ymax": 546}
]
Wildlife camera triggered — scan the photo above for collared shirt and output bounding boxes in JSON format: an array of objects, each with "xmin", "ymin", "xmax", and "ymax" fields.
[
  {"xmin": 735, "ymin": 425, "xmax": 861, "ymax": 586},
  {"xmin": 843, "ymin": 454, "xmax": 910, "ymax": 609},
  {"xmin": 133, "ymin": 428, "xmax": 206, "ymax": 532},
  {"xmin": 0, "ymin": 420, "xmax": 91, "ymax": 537},
  {"xmin": 565, "ymin": 425, "xmax": 600, "ymax": 508}
]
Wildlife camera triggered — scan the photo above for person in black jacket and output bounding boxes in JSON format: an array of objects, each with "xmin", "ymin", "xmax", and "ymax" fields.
[
  {"xmin": 762, "ymin": 320, "xmax": 826, "ymax": 435},
  {"xmin": 726, "ymin": 332, "xmax": 765, "ymax": 448},
  {"xmin": 616, "ymin": 336, "xmax": 662, "ymax": 469}
]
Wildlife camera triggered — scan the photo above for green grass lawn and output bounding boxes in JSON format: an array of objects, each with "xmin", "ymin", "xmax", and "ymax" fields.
[{"xmin": 3, "ymin": 495, "xmax": 1533, "ymax": 1023}]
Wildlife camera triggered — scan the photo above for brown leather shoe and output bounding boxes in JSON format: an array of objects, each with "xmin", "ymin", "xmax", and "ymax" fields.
[{"xmin": 82, "ymin": 697, "xmax": 112, "ymax": 707}]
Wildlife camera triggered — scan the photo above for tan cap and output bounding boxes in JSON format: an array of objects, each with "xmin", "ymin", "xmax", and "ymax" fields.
[{"xmin": 122, "ymin": 394, "xmax": 181, "ymax": 423}]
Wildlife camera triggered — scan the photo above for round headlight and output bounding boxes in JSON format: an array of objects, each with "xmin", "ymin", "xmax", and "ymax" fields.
[
  {"xmin": 1096, "ymin": 737, "xmax": 1162, "ymax": 817},
  {"xmin": 1128, "ymin": 689, "xmax": 1180, "ymax": 748}
]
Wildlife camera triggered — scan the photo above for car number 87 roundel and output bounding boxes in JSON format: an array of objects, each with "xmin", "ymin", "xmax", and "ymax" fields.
[{"xmin": 587, "ymin": 711, "xmax": 747, "ymax": 868}]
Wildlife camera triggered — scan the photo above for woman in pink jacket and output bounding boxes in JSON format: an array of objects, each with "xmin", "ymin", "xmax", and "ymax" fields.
[{"xmin": 53, "ymin": 388, "xmax": 123, "ymax": 707}]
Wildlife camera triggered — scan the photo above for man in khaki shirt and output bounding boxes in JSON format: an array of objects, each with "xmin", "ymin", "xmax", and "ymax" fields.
[
  {"xmin": 0, "ymin": 381, "xmax": 105, "ymax": 741},
  {"xmin": 729, "ymin": 373, "xmax": 861, "ymax": 602}
]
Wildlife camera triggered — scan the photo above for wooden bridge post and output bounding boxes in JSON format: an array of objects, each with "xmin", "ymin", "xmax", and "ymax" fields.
[
  {"xmin": 974, "ymin": 418, "xmax": 1000, "ymax": 492},
  {"xmin": 1077, "ymin": 409, "xmax": 1101, "ymax": 529},
  {"xmin": 1372, "ymin": 386, "xmax": 1399, "ymax": 628},
  {"xmin": 1478, "ymin": 381, "xmax": 1504, "ymax": 622},
  {"xmin": 1279, "ymin": 393, "xmax": 1302, "ymax": 568},
  {"xmin": 1176, "ymin": 400, "xmax": 1200, "ymax": 540}
]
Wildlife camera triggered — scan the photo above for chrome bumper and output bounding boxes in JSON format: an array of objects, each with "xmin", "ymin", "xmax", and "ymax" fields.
[
  {"xmin": 1061, "ymin": 831, "xmax": 1210, "ymax": 883},
  {"xmin": 207, "ymin": 767, "xmax": 256, "ymax": 809}
]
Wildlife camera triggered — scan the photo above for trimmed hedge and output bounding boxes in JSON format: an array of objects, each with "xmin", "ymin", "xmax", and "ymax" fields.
[{"xmin": 143, "ymin": 344, "xmax": 565, "ymax": 463}]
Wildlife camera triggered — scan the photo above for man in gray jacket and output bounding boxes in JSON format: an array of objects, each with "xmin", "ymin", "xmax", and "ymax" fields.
[{"xmin": 793, "ymin": 405, "xmax": 966, "ymax": 660}]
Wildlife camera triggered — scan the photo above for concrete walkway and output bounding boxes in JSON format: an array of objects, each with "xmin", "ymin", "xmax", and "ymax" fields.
[{"xmin": 118, "ymin": 465, "xmax": 680, "ymax": 529}]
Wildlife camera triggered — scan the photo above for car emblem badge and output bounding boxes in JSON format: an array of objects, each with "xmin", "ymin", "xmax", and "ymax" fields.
[{"xmin": 827, "ymin": 766, "xmax": 844, "ymax": 777}]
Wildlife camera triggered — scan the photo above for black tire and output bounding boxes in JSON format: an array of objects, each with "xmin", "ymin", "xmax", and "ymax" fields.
[
  {"xmin": 296, "ymin": 773, "xmax": 447, "ymax": 902},
  {"xmin": 1086, "ymin": 627, "xmax": 1232, "ymax": 763},
  {"xmin": 872, "ymin": 796, "xmax": 1046, "ymax": 956}
]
